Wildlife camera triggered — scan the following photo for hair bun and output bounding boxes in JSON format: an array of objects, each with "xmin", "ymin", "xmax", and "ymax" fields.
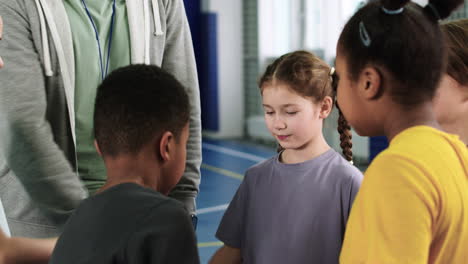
[{"xmin": 425, "ymin": 0, "xmax": 464, "ymax": 20}]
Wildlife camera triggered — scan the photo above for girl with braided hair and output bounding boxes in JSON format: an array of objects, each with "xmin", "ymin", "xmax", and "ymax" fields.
[
  {"xmin": 336, "ymin": 0, "xmax": 468, "ymax": 263},
  {"xmin": 210, "ymin": 50, "xmax": 363, "ymax": 264}
]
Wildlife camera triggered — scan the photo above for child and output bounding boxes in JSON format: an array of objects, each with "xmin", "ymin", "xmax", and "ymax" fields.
[
  {"xmin": 433, "ymin": 19, "xmax": 468, "ymax": 144},
  {"xmin": 210, "ymin": 51, "xmax": 363, "ymax": 264},
  {"xmin": 49, "ymin": 64, "xmax": 200, "ymax": 264},
  {"xmin": 336, "ymin": 1, "xmax": 468, "ymax": 263}
]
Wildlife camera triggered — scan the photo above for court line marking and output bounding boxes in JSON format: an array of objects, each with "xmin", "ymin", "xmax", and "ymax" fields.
[
  {"xmin": 198, "ymin": 241, "xmax": 224, "ymax": 248},
  {"xmin": 202, "ymin": 143, "xmax": 267, "ymax": 163},
  {"xmin": 197, "ymin": 203, "xmax": 229, "ymax": 215},
  {"xmin": 201, "ymin": 163, "xmax": 244, "ymax": 180}
]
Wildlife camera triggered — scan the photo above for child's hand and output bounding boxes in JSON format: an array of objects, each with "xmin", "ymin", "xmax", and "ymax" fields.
[
  {"xmin": 209, "ymin": 245, "xmax": 241, "ymax": 264},
  {"xmin": 0, "ymin": 230, "xmax": 57, "ymax": 264}
]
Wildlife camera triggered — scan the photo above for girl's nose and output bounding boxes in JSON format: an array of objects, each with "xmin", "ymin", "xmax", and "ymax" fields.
[{"xmin": 273, "ymin": 117, "xmax": 286, "ymax": 130}]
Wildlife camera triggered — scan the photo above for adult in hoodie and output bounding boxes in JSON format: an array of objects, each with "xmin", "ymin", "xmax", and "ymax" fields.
[
  {"xmin": 0, "ymin": 15, "xmax": 56, "ymax": 264},
  {"xmin": 0, "ymin": 0, "xmax": 201, "ymax": 237}
]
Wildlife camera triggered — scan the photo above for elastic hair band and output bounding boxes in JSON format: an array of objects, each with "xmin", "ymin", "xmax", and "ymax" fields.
[
  {"xmin": 330, "ymin": 67, "xmax": 337, "ymax": 92},
  {"xmin": 359, "ymin": 21, "xmax": 372, "ymax": 47},
  {"xmin": 381, "ymin": 6, "xmax": 404, "ymax": 15},
  {"xmin": 426, "ymin": 3, "xmax": 441, "ymax": 20}
]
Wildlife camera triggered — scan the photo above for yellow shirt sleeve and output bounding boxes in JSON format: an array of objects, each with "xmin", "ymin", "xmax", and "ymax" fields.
[{"xmin": 340, "ymin": 153, "xmax": 439, "ymax": 264}]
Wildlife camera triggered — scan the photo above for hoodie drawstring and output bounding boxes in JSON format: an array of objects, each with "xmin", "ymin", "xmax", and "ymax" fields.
[
  {"xmin": 151, "ymin": 0, "xmax": 164, "ymax": 36},
  {"xmin": 143, "ymin": 0, "xmax": 164, "ymax": 64},
  {"xmin": 143, "ymin": 0, "xmax": 151, "ymax": 64},
  {"xmin": 35, "ymin": 0, "xmax": 54, "ymax": 77}
]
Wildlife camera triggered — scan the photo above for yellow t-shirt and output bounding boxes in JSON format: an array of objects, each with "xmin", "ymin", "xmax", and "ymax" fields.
[{"xmin": 340, "ymin": 126, "xmax": 468, "ymax": 264}]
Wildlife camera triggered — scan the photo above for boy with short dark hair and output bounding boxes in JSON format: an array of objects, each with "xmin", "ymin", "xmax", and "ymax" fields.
[{"xmin": 49, "ymin": 64, "xmax": 200, "ymax": 264}]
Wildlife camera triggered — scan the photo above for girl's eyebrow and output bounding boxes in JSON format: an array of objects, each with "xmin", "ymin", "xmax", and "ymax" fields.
[
  {"xmin": 263, "ymin": 103, "xmax": 299, "ymax": 108},
  {"xmin": 282, "ymin": 104, "xmax": 299, "ymax": 108}
]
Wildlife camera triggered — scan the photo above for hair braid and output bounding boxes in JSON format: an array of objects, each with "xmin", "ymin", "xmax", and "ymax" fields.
[
  {"xmin": 277, "ymin": 144, "xmax": 284, "ymax": 153},
  {"xmin": 337, "ymin": 108, "xmax": 353, "ymax": 162}
]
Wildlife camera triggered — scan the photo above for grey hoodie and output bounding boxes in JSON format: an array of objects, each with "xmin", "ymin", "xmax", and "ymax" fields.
[{"xmin": 0, "ymin": 0, "xmax": 201, "ymax": 237}]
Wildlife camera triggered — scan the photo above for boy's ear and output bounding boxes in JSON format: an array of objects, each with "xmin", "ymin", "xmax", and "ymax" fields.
[
  {"xmin": 359, "ymin": 66, "xmax": 382, "ymax": 100},
  {"xmin": 159, "ymin": 131, "xmax": 175, "ymax": 162},
  {"xmin": 94, "ymin": 140, "xmax": 102, "ymax": 156},
  {"xmin": 319, "ymin": 96, "xmax": 333, "ymax": 119}
]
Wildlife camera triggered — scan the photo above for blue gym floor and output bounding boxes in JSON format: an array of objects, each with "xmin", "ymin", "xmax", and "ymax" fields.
[{"xmin": 196, "ymin": 138, "xmax": 276, "ymax": 263}]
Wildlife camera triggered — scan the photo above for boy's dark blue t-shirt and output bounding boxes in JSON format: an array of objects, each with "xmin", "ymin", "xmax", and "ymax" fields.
[{"xmin": 50, "ymin": 183, "xmax": 200, "ymax": 264}]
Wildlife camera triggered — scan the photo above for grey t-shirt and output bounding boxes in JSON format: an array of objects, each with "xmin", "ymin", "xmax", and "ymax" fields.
[{"xmin": 216, "ymin": 149, "xmax": 363, "ymax": 264}]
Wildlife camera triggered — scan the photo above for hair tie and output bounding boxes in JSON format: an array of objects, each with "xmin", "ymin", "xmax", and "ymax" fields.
[
  {"xmin": 381, "ymin": 6, "xmax": 404, "ymax": 15},
  {"xmin": 426, "ymin": 3, "xmax": 441, "ymax": 20},
  {"xmin": 329, "ymin": 67, "xmax": 335, "ymax": 76},
  {"xmin": 359, "ymin": 21, "xmax": 372, "ymax": 47}
]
